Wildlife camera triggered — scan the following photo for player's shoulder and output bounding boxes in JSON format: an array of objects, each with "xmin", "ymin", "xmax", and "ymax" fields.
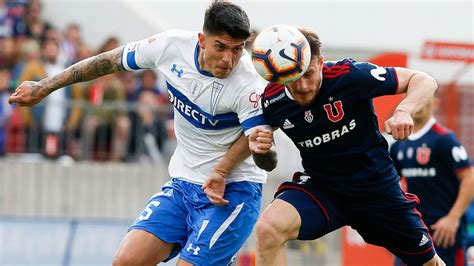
[
  {"xmin": 143, "ymin": 29, "xmax": 197, "ymax": 48},
  {"xmin": 261, "ymin": 83, "xmax": 287, "ymax": 110},
  {"xmin": 262, "ymin": 83, "xmax": 285, "ymax": 100},
  {"xmin": 430, "ymin": 122, "xmax": 452, "ymax": 136},
  {"xmin": 322, "ymin": 58, "xmax": 354, "ymax": 79}
]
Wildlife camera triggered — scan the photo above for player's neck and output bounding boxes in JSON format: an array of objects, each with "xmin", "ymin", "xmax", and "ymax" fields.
[
  {"xmin": 413, "ymin": 116, "xmax": 432, "ymax": 133},
  {"xmin": 197, "ymin": 47, "xmax": 210, "ymax": 73}
]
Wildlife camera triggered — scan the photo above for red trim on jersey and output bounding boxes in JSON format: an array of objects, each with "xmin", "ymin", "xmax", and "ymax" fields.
[
  {"xmin": 264, "ymin": 84, "xmax": 284, "ymax": 95},
  {"xmin": 455, "ymin": 247, "xmax": 465, "ymax": 266},
  {"xmin": 276, "ymin": 185, "xmax": 330, "ymax": 221},
  {"xmin": 393, "ymin": 245, "xmax": 433, "ymax": 255},
  {"xmin": 431, "ymin": 123, "xmax": 450, "ymax": 135},
  {"xmin": 323, "ymin": 61, "xmax": 350, "ymax": 71},
  {"xmin": 399, "ymin": 192, "xmax": 437, "ymax": 256},
  {"xmin": 393, "ymin": 67, "xmax": 399, "ymax": 94},
  {"xmin": 264, "ymin": 86, "xmax": 285, "ymax": 98},
  {"xmin": 322, "ymin": 66, "xmax": 349, "ymax": 74},
  {"xmin": 323, "ymin": 70, "xmax": 350, "ymax": 79}
]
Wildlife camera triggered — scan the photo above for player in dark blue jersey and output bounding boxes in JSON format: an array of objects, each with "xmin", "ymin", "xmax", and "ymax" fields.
[
  {"xmin": 249, "ymin": 28, "xmax": 445, "ymax": 265},
  {"xmin": 390, "ymin": 93, "xmax": 474, "ymax": 266}
]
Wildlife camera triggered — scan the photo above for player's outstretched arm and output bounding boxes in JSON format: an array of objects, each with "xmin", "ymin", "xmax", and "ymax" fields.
[
  {"xmin": 8, "ymin": 46, "xmax": 125, "ymax": 107},
  {"xmin": 249, "ymin": 126, "xmax": 278, "ymax": 171},
  {"xmin": 384, "ymin": 68, "xmax": 438, "ymax": 140}
]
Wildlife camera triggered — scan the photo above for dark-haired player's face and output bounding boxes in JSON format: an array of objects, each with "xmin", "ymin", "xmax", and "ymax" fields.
[
  {"xmin": 198, "ymin": 33, "xmax": 245, "ymax": 79},
  {"xmin": 286, "ymin": 57, "xmax": 324, "ymax": 106}
]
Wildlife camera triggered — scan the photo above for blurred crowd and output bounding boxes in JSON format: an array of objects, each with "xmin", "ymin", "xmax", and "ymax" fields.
[{"xmin": 0, "ymin": 0, "xmax": 175, "ymax": 163}]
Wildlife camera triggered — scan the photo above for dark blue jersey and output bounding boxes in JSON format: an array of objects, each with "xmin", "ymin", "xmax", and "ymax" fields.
[
  {"xmin": 262, "ymin": 58, "xmax": 400, "ymax": 195},
  {"xmin": 389, "ymin": 118, "xmax": 472, "ymax": 244}
]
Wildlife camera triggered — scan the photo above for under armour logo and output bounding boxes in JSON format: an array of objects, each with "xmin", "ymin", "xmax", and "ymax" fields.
[
  {"xmin": 186, "ymin": 244, "xmax": 201, "ymax": 255},
  {"xmin": 171, "ymin": 64, "xmax": 184, "ymax": 78}
]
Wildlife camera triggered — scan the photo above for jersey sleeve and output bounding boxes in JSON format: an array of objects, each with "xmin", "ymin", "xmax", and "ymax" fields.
[
  {"xmin": 351, "ymin": 61, "xmax": 399, "ymax": 100},
  {"xmin": 121, "ymin": 31, "xmax": 173, "ymax": 71},
  {"xmin": 439, "ymin": 133, "xmax": 472, "ymax": 175},
  {"xmin": 232, "ymin": 79, "xmax": 269, "ymax": 136}
]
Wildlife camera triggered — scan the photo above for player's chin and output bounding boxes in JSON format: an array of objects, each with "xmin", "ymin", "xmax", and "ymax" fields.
[{"xmin": 213, "ymin": 67, "xmax": 232, "ymax": 78}]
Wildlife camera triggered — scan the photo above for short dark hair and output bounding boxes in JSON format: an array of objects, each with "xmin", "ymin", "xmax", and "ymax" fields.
[
  {"xmin": 203, "ymin": 0, "xmax": 250, "ymax": 40},
  {"xmin": 298, "ymin": 28, "xmax": 322, "ymax": 59}
]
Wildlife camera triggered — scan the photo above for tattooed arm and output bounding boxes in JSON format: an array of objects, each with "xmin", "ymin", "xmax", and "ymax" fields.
[{"xmin": 8, "ymin": 46, "xmax": 125, "ymax": 106}]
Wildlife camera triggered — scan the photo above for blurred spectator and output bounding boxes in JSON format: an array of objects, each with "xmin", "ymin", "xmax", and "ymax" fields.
[
  {"xmin": 65, "ymin": 43, "xmax": 94, "ymax": 159},
  {"xmin": 11, "ymin": 38, "xmax": 41, "ymax": 81},
  {"xmin": 0, "ymin": 67, "xmax": 12, "ymax": 155},
  {"xmin": 13, "ymin": 0, "xmax": 51, "ymax": 41},
  {"xmin": 0, "ymin": 0, "xmax": 14, "ymax": 37},
  {"xmin": 41, "ymin": 38, "xmax": 68, "ymax": 158},
  {"xmin": 17, "ymin": 37, "xmax": 69, "ymax": 157},
  {"xmin": 60, "ymin": 23, "xmax": 81, "ymax": 65},
  {"xmin": 127, "ymin": 70, "xmax": 169, "ymax": 163},
  {"xmin": 0, "ymin": 35, "xmax": 17, "ymax": 69},
  {"xmin": 83, "ymin": 36, "xmax": 129, "ymax": 161}
]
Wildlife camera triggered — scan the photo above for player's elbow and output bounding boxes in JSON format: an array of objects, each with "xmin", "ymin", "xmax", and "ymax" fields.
[{"xmin": 253, "ymin": 151, "xmax": 278, "ymax": 172}]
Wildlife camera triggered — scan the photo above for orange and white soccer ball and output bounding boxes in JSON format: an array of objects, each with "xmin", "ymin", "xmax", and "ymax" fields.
[{"xmin": 252, "ymin": 24, "xmax": 311, "ymax": 84}]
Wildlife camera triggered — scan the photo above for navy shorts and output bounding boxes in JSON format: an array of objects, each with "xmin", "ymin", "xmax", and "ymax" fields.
[
  {"xmin": 394, "ymin": 242, "xmax": 466, "ymax": 266},
  {"xmin": 275, "ymin": 173, "xmax": 436, "ymax": 265}
]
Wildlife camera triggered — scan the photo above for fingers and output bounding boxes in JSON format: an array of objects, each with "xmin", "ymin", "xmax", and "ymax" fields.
[
  {"xmin": 385, "ymin": 119, "xmax": 413, "ymax": 140},
  {"xmin": 203, "ymin": 188, "xmax": 229, "ymax": 206},
  {"xmin": 384, "ymin": 120, "xmax": 392, "ymax": 135}
]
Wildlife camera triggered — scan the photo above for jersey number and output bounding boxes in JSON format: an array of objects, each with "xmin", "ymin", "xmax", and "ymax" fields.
[{"xmin": 139, "ymin": 201, "xmax": 161, "ymax": 221}]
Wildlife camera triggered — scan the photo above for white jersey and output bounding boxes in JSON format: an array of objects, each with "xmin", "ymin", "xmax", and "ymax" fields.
[{"xmin": 122, "ymin": 29, "xmax": 267, "ymax": 184}]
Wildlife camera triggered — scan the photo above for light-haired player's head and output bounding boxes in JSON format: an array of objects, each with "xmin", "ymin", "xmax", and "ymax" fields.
[
  {"xmin": 198, "ymin": 0, "xmax": 250, "ymax": 79},
  {"xmin": 285, "ymin": 28, "xmax": 324, "ymax": 106}
]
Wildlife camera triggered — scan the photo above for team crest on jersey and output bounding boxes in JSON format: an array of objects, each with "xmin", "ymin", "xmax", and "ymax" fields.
[
  {"xmin": 323, "ymin": 99, "xmax": 345, "ymax": 122},
  {"xmin": 304, "ymin": 110, "xmax": 314, "ymax": 123},
  {"xmin": 416, "ymin": 145, "xmax": 431, "ymax": 165},
  {"xmin": 210, "ymin": 81, "xmax": 224, "ymax": 115}
]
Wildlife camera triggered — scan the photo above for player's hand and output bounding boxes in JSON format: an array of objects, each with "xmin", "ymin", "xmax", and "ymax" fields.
[
  {"xmin": 383, "ymin": 110, "xmax": 413, "ymax": 140},
  {"xmin": 430, "ymin": 214, "xmax": 460, "ymax": 248},
  {"xmin": 202, "ymin": 171, "xmax": 229, "ymax": 206},
  {"xmin": 8, "ymin": 81, "xmax": 47, "ymax": 107},
  {"xmin": 249, "ymin": 126, "xmax": 273, "ymax": 154}
]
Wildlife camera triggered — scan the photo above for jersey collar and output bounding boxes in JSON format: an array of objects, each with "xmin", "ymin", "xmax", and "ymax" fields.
[
  {"xmin": 408, "ymin": 117, "xmax": 436, "ymax": 141},
  {"xmin": 194, "ymin": 42, "xmax": 214, "ymax": 77}
]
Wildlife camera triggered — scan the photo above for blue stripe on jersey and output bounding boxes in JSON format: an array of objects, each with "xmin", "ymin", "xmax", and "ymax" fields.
[
  {"xmin": 194, "ymin": 42, "xmax": 214, "ymax": 77},
  {"xmin": 126, "ymin": 50, "xmax": 141, "ymax": 70},
  {"xmin": 242, "ymin": 115, "xmax": 266, "ymax": 133},
  {"xmin": 166, "ymin": 82, "xmax": 241, "ymax": 130}
]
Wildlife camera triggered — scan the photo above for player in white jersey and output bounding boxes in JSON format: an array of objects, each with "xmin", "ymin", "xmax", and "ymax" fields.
[{"xmin": 8, "ymin": 1, "xmax": 277, "ymax": 265}]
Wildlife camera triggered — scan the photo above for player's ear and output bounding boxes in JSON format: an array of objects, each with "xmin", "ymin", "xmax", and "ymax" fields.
[
  {"xmin": 198, "ymin": 33, "xmax": 205, "ymax": 49},
  {"xmin": 318, "ymin": 55, "xmax": 324, "ymax": 67}
]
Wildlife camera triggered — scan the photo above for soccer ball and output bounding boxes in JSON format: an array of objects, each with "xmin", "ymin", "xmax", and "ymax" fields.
[{"xmin": 252, "ymin": 25, "xmax": 311, "ymax": 84}]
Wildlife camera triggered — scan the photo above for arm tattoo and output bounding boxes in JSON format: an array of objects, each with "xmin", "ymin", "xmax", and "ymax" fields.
[
  {"xmin": 71, "ymin": 67, "xmax": 83, "ymax": 83},
  {"xmin": 41, "ymin": 46, "xmax": 126, "ymax": 93}
]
